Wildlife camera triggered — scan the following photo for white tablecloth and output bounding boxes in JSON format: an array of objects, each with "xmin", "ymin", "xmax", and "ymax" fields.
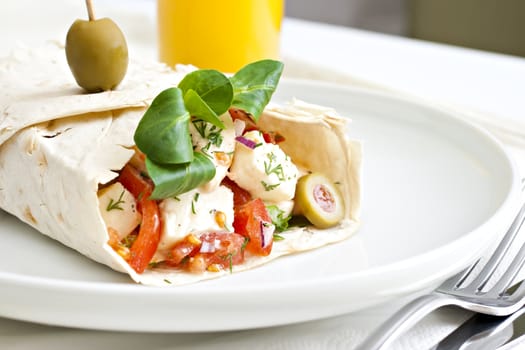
[{"xmin": 2, "ymin": 1, "xmax": 525, "ymax": 349}]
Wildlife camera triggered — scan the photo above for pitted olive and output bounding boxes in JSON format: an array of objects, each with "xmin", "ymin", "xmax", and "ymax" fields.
[{"xmin": 295, "ymin": 173, "xmax": 345, "ymax": 229}]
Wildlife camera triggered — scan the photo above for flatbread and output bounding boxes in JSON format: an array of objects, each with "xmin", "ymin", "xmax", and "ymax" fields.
[{"xmin": 0, "ymin": 44, "xmax": 361, "ymax": 286}]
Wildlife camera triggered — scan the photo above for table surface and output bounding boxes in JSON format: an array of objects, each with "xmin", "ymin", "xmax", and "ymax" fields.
[{"xmin": 2, "ymin": 1, "xmax": 525, "ymax": 349}]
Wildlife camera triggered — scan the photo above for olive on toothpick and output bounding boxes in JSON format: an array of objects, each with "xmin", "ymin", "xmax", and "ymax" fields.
[{"xmin": 65, "ymin": 0, "xmax": 129, "ymax": 92}]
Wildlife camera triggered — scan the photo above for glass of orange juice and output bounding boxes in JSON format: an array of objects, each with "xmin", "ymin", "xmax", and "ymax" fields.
[{"xmin": 157, "ymin": 0, "xmax": 284, "ymax": 73}]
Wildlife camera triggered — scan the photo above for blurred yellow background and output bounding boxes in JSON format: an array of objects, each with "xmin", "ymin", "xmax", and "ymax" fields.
[{"xmin": 158, "ymin": 0, "xmax": 283, "ymax": 72}]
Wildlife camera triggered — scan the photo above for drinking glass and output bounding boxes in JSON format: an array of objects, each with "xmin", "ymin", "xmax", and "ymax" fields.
[{"xmin": 157, "ymin": 0, "xmax": 284, "ymax": 72}]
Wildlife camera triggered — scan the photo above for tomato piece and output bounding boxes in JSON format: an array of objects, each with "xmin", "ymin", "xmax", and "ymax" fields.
[
  {"xmin": 118, "ymin": 165, "xmax": 161, "ymax": 274},
  {"xmin": 164, "ymin": 232, "xmax": 245, "ymax": 272},
  {"xmin": 164, "ymin": 232, "xmax": 246, "ymax": 272},
  {"xmin": 229, "ymin": 107, "xmax": 257, "ymax": 132},
  {"xmin": 188, "ymin": 232, "xmax": 246, "ymax": 272},
  {"xmin": 165, "ymin": 234, "xmax": 201, "ymax": 266},
  {"xmin": 118, "ymin": 164, "xmax": 153, "ymax": 199},
  {"xmin": 128, "ymin": 198, "xmax": 161, "ymax": 273},
  {"xmin": 221, "ymin": 177, "xmax": 252, "ymax": 207},
  {"xmin": 233, "ymin": 198, "xmax": 274, "ymax": 256},
  {"xmin": 262, "ymin": 131, "xmax": 285, "ymax": 144}
]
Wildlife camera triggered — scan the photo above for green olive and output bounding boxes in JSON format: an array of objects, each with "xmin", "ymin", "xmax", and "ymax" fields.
[
  {"xmin": 65, "ymin": 17, "xmax": 128, "ymax": 92},
  {"xmin": 295, "ymin": 173, "xmax": 345, "ymax": 229}
]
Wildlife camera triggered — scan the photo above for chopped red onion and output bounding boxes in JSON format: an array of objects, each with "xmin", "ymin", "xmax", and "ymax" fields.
[
  {"xmin": 200, "ymin": 240, "xmax": 216, "ymax": 253},
  {"xmin": 235, "ymin": 136, "xmax": 257, "ymax": 150},
  {"xmin": 260, "ymin": 221, "xmax": 275, "ymax": 248},
  {"xmin": 233, "ymin": 119, "xmax": 246, "ymax": 137},
  {"xmin": 199, "ymin": 238, "xmax": 222, "ymax": 253}
]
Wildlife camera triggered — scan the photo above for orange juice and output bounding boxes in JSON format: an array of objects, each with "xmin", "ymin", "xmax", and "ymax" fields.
[{"xmin": 157, "ymin": 0, "xmax": 284, "ymax": 72}]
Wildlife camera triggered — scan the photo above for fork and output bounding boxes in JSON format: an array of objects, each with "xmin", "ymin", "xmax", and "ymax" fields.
[{"xmin": 356, "ymin": 185, "xmax": 525, "ymax": 350}]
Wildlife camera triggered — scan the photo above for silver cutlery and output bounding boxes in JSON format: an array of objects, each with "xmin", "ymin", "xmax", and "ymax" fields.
[
  {"xmin": 430, "ymin": 305, "xmax": 525, "ymax": 349},
  {"xmin": 357, "ymin": 184, "xmax": 525, "ymax": 350}
]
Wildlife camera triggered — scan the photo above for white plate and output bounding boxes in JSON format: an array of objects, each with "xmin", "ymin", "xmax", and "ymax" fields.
[{"xmin": 0, "ymin": 80, "xmax": 521, "ymax": 332}]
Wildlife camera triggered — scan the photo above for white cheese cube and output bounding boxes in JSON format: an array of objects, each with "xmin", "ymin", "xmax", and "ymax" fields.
[
  {"xmin": 229, "ymin": 130, "xmax": 299, "ymax": 202},
  {"xmin": 190, "ymin": 112, "xmax": 236, "ymax": 193},
  {"xmin": 98, "ymin": 182, "xmax": 141, "ymax": 241},
  {"xmin": 156, "ymin": 185, "xmax": 234, "ymax": 255}
]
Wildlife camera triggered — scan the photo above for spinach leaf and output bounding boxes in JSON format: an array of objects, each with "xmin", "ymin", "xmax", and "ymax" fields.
[
  {"xmin": 230, "ymin": 60, "xmax": 284, "ymax": 121},
  {"xmin": 146, "ymin": 152, "xmax": 216, "ymax": 199},
  {"xmin": 134, "ymin": 88, "xmax": 193, "ymax": 164},
  {"xmin": 178, "ymin": 69, "xmax": 233, "ymax": 128}
]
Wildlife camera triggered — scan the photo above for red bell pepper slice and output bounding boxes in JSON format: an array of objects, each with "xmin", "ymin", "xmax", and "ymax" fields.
[{"xmin": 118, "ymin": 165, "xmax": 161, "ymax": 274}]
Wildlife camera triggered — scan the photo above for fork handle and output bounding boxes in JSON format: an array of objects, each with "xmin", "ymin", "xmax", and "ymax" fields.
[{"xmin": 356, "ymin": 293, "xmax": 456, "ymax": 350}]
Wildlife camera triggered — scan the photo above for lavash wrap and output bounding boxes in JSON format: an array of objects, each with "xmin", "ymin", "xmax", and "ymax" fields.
[{"xmin": 0, "ymin": 44, "xmax": 361, "ymax": 286}]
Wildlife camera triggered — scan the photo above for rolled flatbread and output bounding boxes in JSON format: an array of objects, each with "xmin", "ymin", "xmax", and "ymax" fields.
[{"xmin": 0, "ymin": 43, "xmax": 361, "ymax": 286}]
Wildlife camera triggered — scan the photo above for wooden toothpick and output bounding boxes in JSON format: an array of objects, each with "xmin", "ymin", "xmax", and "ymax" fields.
[{"xmin": 86, "ymin": 0, "xmax": 95, "ymax": 21}]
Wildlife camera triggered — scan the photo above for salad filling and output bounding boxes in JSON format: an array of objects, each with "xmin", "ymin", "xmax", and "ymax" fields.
[{"xmin": 96, "ymin": 60, "xmax": 346, "ymax": 274}]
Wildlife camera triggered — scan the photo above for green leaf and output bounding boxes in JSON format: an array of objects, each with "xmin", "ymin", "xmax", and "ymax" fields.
[
  {"xmin": 178, "ymin": 69, "xmax": 233, "ymax": 119},
  {"xmin": 230, "ymin": 60, "xmax": 284, "ymax": 121},
  {"xmin": 183, "ymin": 89, "xmax": 225, "ymax": 129},
  {"xmin": 134, "ymin": 88, "xmax": 193, "ymax": 164},
  {"xmin": 266, "ymin": 205, "xmax": 291, "ymax": 232},
  {"xmin": 132, "ymin": 62, "xmax": 285, "ymax": 199},
  {"xmin": 146, "ymin": 152, "xmax": 216, "ymax": 199}
]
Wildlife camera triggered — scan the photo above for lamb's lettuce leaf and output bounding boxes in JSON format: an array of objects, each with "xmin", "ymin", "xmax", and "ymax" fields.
[{"xmin": 133, "ymin": 60, "xmax": 283, "ymax": 199}]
